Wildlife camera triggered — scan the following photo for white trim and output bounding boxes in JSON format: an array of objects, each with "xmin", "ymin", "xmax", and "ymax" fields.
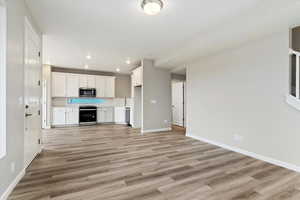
[
  {"xmin": 286, "ymin": 94, "xmax": 300, "ymax": 111},
  {"xmin": 0, "ymin": 2, "xmax": 6, "ymax": 159},
  {"xmin": 296, "ymin": 55, "xmax": 300, "ymax": 98},
  {"xmin": 141, "ymin": 127, "xmax": 172, "ymax": 134},
  {"xmin": 0, "ymin": 168, "xmax": 25, "ymax": 200},
  {"xmin": 187, "ymin": 133, "xmax": 300, "ymax": 173}
]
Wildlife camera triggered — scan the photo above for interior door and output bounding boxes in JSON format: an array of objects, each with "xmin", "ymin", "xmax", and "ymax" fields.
[
  {"xmin": 24, "ymin": 18, "xmax": 42, "ymax": 168},
  {"xmin": 172, "ymin": 82, "xmax": 184, "ymax": 127}
]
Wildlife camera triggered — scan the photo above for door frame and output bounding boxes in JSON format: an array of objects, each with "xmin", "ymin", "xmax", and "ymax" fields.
[
  {"xmin": 0, "ymin": 0, "xmax": 6, "ymax": 159},
  {"xmin": 24, "ymin": 17, "xmax": 42, "ymax": 168},
  {"xmin": 172, "ymin": 81, "xmax": 185, "ymax": 127}
]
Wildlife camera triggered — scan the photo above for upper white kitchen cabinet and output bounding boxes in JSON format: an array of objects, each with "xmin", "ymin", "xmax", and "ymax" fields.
[
  {"xmin": 132, "ymin": 67, "xmax": 143, "ymax": 87},
  {"xmin": 66, "ymin": 74, "xmax": 79, "ymax": 97},
  {"xmin": 52, "ymin": 72, "xmax": 66, "ymax": 97},
  {"xmin": 87, "ymin": 75, "xmax": 96, "ymax": 88},
  {"xmin": 105, "ymin": 76, "xmax": 115, "ymax": 98},
  {"xmin": 79, "ymin": 74, "xmax": 96, "ymax": 88},
  {"xmin": 96, "ymin": 76, "xmax": 106, "ymax": 97}
]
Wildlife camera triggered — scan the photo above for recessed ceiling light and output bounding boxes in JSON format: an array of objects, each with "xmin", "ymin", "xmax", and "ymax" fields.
[
  {"xmin": 116, "ymin": 68, "xmax": 120, "ymax": 72},
  {"xmin": 84, "ymin": 64, "xmax": 89, "ymax": 69},
  {"xmin": 126, "ymin": 59, "xmax": 131, "ymax": 64},
  {"xmin": 141, "ymin": 0, "xmax": 163, "ymax": 15},
  {"xmin": 86, "ymin": 55, "xmax": 91, "ymax": 60}
]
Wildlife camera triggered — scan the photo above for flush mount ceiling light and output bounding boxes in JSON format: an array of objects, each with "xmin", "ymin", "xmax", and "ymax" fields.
[
  {"xmin": 141, "ymin": 0, "xmax": 163, "ymax": 15},
  {"xmin": 86, "ymin": 55, "xmax": 91, "ymax": 60}
]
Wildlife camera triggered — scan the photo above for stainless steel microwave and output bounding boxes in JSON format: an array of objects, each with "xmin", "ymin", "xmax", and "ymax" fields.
[{"xmin": 79, "ymin": 88, "xmax": 96, "ymax": 97}]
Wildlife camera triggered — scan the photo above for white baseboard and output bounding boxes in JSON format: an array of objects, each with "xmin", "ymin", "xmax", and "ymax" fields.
[
  {"xmin": 187, "ymin": 133, "xmax": 300, "ymax": 173},
  {"xmin": 0, "ymin": 168, "xmax": 25, "ymax": 200},
  {"xmin": 142, "ymin": 127, "xmax": 172, "ymax": 134}
]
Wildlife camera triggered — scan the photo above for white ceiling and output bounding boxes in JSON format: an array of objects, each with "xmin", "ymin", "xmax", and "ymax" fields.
[{"xmin": 26, "ymin": 0, "xmax": 300, "ymax": 74}]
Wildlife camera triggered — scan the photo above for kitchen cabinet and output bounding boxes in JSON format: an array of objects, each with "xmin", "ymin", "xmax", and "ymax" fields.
[
  {"xmin": 96, "ymin": 76, "xmax": 115, "ymax": 98},
  {"xmin": 97, "ymin": 107, "xmax": 114, "ymax": 123},
  {"xmin": 52, "ymin": 107, "xmax": 66, "ymax": 126},
  {"xmin": 96, "ymin": 76, "xmax": 105, "ymax": 97},
  {"xmin": 66, "ymin": 74, "xmax": 79, "ymax": 97},
  {"xmin": 52, "ymin": 72, "xmax": 66, "ymax": 97},
  {"xmin": 79, "ymin": 75, "xmax": 96, "ymax": 88},
  {"xmin": 97, "ymin": 108, "xmax": 105, "ymax": 123},
  {"xmin": 114, "ymin": 107, "xmax": 126, "ymax": 124},
  {"xmin": 52, "ymin": 107, "xmax": 79, "ymax": 126},
  {"xmin": 52, "ymin": 72, "xmax": 115, "ymax": 98},
  {"xmin": 65, "ymin": 108, "xmax": 79, "ymax": 125},
  {"xmin": 105, "ymin": 76, "xmax": 115, "ymax": 98},
  {"xmin": 87, "ymin": 75, "xmax": 96, "ymax": 88},
  {"xmin": 132, "ymin": 67, "xmax": 143, "ymax": 87}
]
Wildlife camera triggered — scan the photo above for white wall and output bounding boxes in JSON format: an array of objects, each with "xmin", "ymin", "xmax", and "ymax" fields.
[
  {"xmin": 115, "ymin": 75, "xmax": 131, "ymax": 98},
  {"xmin": 187, "ymin": 30, "xmax": 300, "ymax": 168},
  {"xmin": 133, "ymin": 86, "xmax": 142, "ymax": 128},
  {"xmin": 142, "ymin": 59, "xmax": 172, "ymax": 132},
  {"xmin": 0, "ymin": 0, "xmax": 41, "ymax": 198}
]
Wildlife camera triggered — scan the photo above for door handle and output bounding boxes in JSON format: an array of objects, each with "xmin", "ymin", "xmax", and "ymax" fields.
[{"xmin": 25, "ymin": 113, "xmax": 33, "ymax": 117}]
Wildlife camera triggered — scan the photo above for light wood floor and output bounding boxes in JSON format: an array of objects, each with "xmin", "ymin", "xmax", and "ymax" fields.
[{"xmin": 9, "ymin": 125, "xmax": 300, "ymax": 200}]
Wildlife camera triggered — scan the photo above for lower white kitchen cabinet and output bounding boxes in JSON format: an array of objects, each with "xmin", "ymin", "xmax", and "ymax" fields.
[
  {"xmin": 97, "ymin": 107, "xmax": 114, "ymax": 123},
  {"xmin": 52, "ymin": 107, "xmax": 79, "ymax": 126},
  {"xmin": 66, "ymin": 108, "xmax": 79, "ymax": 125},
  {"xmin": 114, "ymin": 107, "xmax": 126, "ymax": 124},
  {"xmin": 52, "ymin": 107, "xmax": 66, "ymax": 126}
]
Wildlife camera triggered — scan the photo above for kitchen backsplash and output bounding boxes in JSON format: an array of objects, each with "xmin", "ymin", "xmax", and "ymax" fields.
[{"xmin": 52, "ymin": 97, "xmax": 132, "ymax": 107}]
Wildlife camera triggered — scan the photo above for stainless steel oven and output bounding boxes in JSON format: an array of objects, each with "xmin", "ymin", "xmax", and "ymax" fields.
[
  {"xmin": 79, "ymin": 106, "xmax": 97, "ymax": 125},
  {"xmin": 79, "ymin": 88, "xmax": 96, "ymax": 97}
]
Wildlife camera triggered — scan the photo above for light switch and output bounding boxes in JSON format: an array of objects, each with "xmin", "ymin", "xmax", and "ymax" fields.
[{"xmin": 150, "ymin": 100, "xmax": 157, "ymax": 104}]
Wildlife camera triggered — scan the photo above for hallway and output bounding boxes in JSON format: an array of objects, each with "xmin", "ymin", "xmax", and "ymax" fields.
[{"xmin": 9, "ymin": 125, "xmax": 300, "ymax": 200}]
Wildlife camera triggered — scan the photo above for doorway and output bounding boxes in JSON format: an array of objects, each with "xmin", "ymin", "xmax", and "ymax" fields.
[
  {"xmin": 24, "ymin": 17, "xmax": 42, "ymax": 168},
  {"xmin": 172, "ymin": 81, "xmax": 185, "ymax": 127}
]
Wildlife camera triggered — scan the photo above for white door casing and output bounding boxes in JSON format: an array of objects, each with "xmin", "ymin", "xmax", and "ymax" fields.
[
  {"xmin": 24, "ymin": 17, "xmax": 42, "ymax": 168},
  {"xmin": 172, "ymin": 82, "xmax": 184, "ymax": 127},
  {"xmin": 0, "ymin": 2, "xmax": 6, "ymax": 159}
]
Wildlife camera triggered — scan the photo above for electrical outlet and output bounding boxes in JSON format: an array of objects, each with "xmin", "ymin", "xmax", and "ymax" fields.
[
  {"xmin": 11, "ymin": 162, "xmax": 15, "ymax": 173},
  {"xmin": 150, "ymin": 100, "xmax": 157, "ymax": 104}
]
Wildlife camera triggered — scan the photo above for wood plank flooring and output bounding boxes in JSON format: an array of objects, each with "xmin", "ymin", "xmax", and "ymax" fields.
[{"xmin": 9, "ymin": 125, "xmax": 300, "ymax": 200}]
